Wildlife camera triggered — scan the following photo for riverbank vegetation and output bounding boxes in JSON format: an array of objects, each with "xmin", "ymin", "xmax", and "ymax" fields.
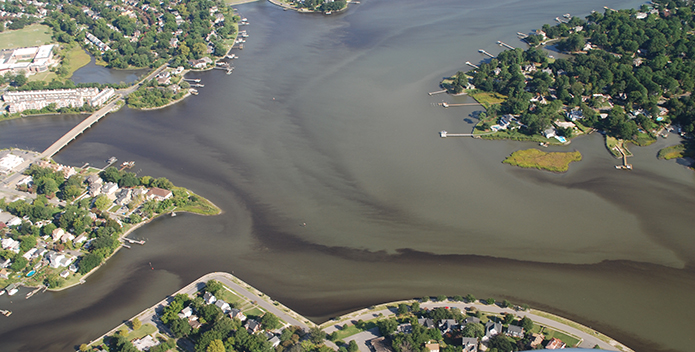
[
  {"xmin": 657, "ymin": 141, "xmax": 695, "ymax": 167},
  {"xmin": 503, "ymin": 149, "xmax": 582, "ymax": 172},
  {"xmin": 442, "ymin": 0, "xmax": 695, "ymax": 154},
  {"xmin": 0, "ymin": 162, "xmax": 220, "ymax": 292}
]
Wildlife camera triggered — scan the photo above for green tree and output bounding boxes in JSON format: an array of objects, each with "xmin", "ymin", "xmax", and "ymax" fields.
[
  {"xmin": 519, "ymin": 316, "xmax": 533, "ymax": 331},
  {"xmin": 207, "ymin": 339, "xmax": 225, "ymax": 352},
  {"xmin": 348, "ymin": 340, "xmax": 359, "ymax": 352},
  {"xmin": 437, "ymin": 295, "xmax": 447, "ymax": 302},
  {"xmin": 485, "ymin": 298, "xmax": 495, "ymax": 305},
  {"xmin": 10, "ymin": 257, "xmax": 28, "ymax": 271},
  {"xmin": 397, "ymin": 303, "xmax": 409, "ymax": 315},
  {"xmin": 94, "ymin": 195, "xmax": 112, "ymax": 211},
  {"xmin": 131, "ymin": 317, "xmax": 142, "ymax": 330},
  {"xmin": 205, "ymin": 279, "xmax": 223, "ymax": 295},
  {"xmin": 376, "ymin": 318, "xmax": 398, "ymax": 336},
  {"xmin": 465, "ymin": 294, "xmax": 476, "ymax": 303},
  {"xmin": 462, "ymin": 322, "xmax": 484, "ymax": 338},
  {"xmin": 310, "ymin": 327, "xmax": 326, "ymax": 344},
  {"xmin": 191, "ymin": 42, "xmax": 207, "ymax": 59},
  {"xmin": 170, "ymin": 317, "xmax": 192, "ymax": 337},
  {"xmin": 260, "ymin": 312, "xmax": 281, "ymax": 330},
  {"xmin": 503, "ymin": 313, "xmax": 515, "ymax": 325}
]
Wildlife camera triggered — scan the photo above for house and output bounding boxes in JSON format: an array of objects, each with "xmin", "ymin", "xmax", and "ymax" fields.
[
  {"xmin": 147, "ymin": 187, "xmax": 173, "ymax": 201},
  {"xmin": 75, "ymin": 234, "xmax": 88, "ymax": 244},
  {"xmin": 190, "ymin": 319, "xmax": 203, "ymax": 329},
  {"xmin": 268, "ymin": 336, "xmax": 281, "ymax": 348},
  {"xmin": 203, "ymin": 292, "xmax": 216, "ymax": 304},
  {"xmin": 246, "ymin": 319, "xmax": 262, "ymax": 333},
  {"xmin": 1, "ymin": 237, "xmax": 20, "ymax": 253},
  {"xmin": 368, "ymin": 337, "xmax": 390, "ymax": 352},
  {"xmin": 101, "ymin": 182, "xmax": 119, "ymax": 196},
  {"xmin": 0, "ymin": 257, "xmax": 11, "ymax": 268},
  {"xmin": 567, "ymin": 109, "xmax": 584, "ymax": 121},
  {"xmin": 214, "ymin": 300, "xmax": 231, "ymax": 313},
  {"xmin": 22, "ymin": 247, "xmax": 38, "ymax": 260},
  {"xmin": 546, "ymin": 337, "xmax": 566, "ymax": 349},
  {"xmin": 463, "ymin": 317, "xmax": 480, "ymax": 325},
  {"xmin": 178, "ymin": 306, "xmax": 194, "ymax": 319},
  {"xmin": 529, "ymin": 333, "xmax": 544, "ymax": 348},
  {"xmin": 188, "ymin": 57, "xmax": 213, "ymax": 69},
  {"xmin": 482, "ymin": 321, "xmax": 501, "ymax": 341},
  {"xmin": 46, "ymin": 251, "xmax": 74, "ymax": 268},
  {"xmin": 425, "ymin": 342, "xmax": 440, "ymax": 352},
  {"xmin": 230, "ymin": 308, "xmax": 247, "ymax": 321},
  {"xmin": 439, "ymin": 319, "xmax": 457, "ymax": 334},
  {"xmin": 397, "ymin": 323, "xmax": 412, "ymax": 334},
  {"xmin": 86, "ymin": 174, "xmax": 102, "ymax": 185},
  {"xmin": 543, "ymin": 127, "xmax": 557, "ymax": 138},
  {"xmin": 461, "ymin": 337, "xmax": 478, "ymax": 352},
  {"xmin": 418, "ymin": 318, "xmax": 436, "ymax": 328},
  {"xmin": 0, "ymin": 268, "xmax": 9, "ymax": 279},
  {"xmin": 132, "ymin": 335, "xmax": 160, "ymax": 351},
  {"xmin": 60, "ymin": 270, "xmax": 70, "ymax": 278},
  {"xmin": 555, "ymin": 120, "xmax": 575, "ymax": 129},
  {"xmin": 52, "ymin": 228, "xmax": 65, "ymax": 242},
  {"xmin": 506, "ymin": 325, "xmax": 524, "ymax": 338}
]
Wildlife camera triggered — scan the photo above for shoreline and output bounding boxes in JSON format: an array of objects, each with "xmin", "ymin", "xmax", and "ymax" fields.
[{"xmin": 88, "ymin": 271, "xmax": 634, "ymax": 352}]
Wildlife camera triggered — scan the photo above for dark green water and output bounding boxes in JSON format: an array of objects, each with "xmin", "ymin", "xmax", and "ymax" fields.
[{"xmin": 1, "ymin": 0, "xmax": 694, "ymax": 351}]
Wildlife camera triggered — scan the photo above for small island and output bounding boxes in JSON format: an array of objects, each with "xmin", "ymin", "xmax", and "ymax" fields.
[
  {"xmin": 439, "ymin": 0, "xmax": 695, "ymax": 169},
  {"xmin": 503, "ymin": 149, "xmax": 582, "ymax": 173},
  {"xmin": 78, "ymin": 273, "xmax": 634, "ymax": 352},
  {"xmin": 268, "ymin": 0, "xmax": 349, "ymax": 14},
  {"xmin": 0, "ymin": 150, "xmax": 220, "ymax": 294}
]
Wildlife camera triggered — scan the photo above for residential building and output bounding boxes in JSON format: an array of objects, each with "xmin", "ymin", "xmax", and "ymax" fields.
[
  {"xmin": 461, "ymin": 337, "xmax": 478, "ymax": 352},
  {"xmin": 0, "ymin": 153, "xmax": 24, "ymax": 174},
  {"xmin": 230, "ymin": 308, "xmax": 247, "ymax": 322},
  {"xmin": 147, "ymin": 187, "xmax": 172, "ymax": 201},
  {"xmin": 506, "ymin": 325, "xmax": 524, "ymax": 338},
  {"xmin": 46, "ymin": 251, "xmax": 74, "ymax": 268},
  {"xmin": 3, "ymin": 87, "xmax": 113, "ymax": 113},
  {"xmin": 246, "ymin": 319, "xmax": 261, "ymax": 333},
  {"xmin": 546, "ymin": 337, "xmax": 566, "ymax": 349},
  {"xmin": 425, "ymin": 342, "xmax": 439, "ymax": 352},
  {"xmin": 1, "ymin": 237, "xmax": 20, "ymax": 253},
  {"xmin": 482, "ymin": 321, "xmax": 501, "ymax": 341},
  {"xmin": 214, "ymin": 300, "xmax": 231, "ymax": 313},
  {"xmin": 203, "ymin": 292, "xmax": 216, "ymax": 304}
]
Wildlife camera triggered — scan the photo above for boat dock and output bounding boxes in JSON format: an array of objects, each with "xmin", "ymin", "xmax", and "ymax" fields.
[
  {"xmin": 440, "ymin": 102, "xmax": 479, "ymax": 108},
  {"xmin": 26, "ymin": 285, "xmax": 46, "ymax": 299},
  {"xmin": 122, "ymin": 243, "xmax": 131, "ymax": 249},
  {"xmin": 479, "ymin": 49, "xmax": 494, "ymax": 58},
  {"xmin": 497, "ymin": 41, "xmax": 515, "ymax": 50},
  {"xmin": 439, "ymin": 130, "xmax": 477, "ymax": 138},
  {"xmin": 428, "ymin": 90, "xmax": 447, "ymax": 96},
  {"xmin": 0, "ymin": 309, "xmax": 11, "ymax": 317},
  {"xmin": 182, "ymin": 78, "xmax": 201, "ymax": 83},
  {"xmin": 124, "ymin": 238, "xmax": 146, "ymax": 245},
  {"xmin": 465, "ymin": 61, "xmax": 479, "ymax": 69},
  {"xmin": 517, "ymin": 32, "xmax": 528, "ymax": 38}
]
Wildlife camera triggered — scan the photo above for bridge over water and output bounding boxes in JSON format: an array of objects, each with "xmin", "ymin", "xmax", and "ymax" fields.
[{"xmin": 38, "ymin": 65, "xmax": 168, "ymax": 160}]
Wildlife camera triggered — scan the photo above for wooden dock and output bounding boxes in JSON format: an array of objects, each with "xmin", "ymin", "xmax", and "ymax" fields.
[
  {"xmin": 124, "ymin": 238, "xmax": 146, "ymax": 245},
  {"xmin": 0, "ymin": 309, "xmax": 11, "ymax": 317},
  {"xmin": 497, "ymin": 41, "xmax": 515, "ymax": 50},
  {"xmin": 479, "ymin": 49, "xmax": 494, "ymax": 58},
  {"xmin": 428, "ymin": 90, "xmax": 447, "ymax": 96},
  {"xmin": 465, "ymin": 61, "xmax": 479, "ymax": 69},
  {"xmin": 440, "ymin": 102, "xmax": 479, "ymax": 108}
]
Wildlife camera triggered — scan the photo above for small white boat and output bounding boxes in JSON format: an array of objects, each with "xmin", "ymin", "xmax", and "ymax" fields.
[{"xmin": 171, "ymin": 212, "xmax": 177, "ymax": 217}]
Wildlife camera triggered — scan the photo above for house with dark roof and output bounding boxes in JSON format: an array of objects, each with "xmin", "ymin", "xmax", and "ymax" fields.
[
  {"xmin": 506, "ymin": 325, "xmax": 524, "ymax": 338},
  {"xmin": 203, "ymin": 292, "xmax": 216, "ymax": 304},
  {"xmin": 418, "ymin": 318, "xmax": 436, "ymax": 328},
  {"xmin": 246, "ymin": 319, "xmax": 262, "ymax": 333},
  {"xmin": 439, "ymin": 319, "xmax": 458, "ymax": 334},
  {"xmin": 461, "ymin": 337, "xmax": 478, "ymax": 352},
  {"xmin": 463, "ymin": 317, "xmax": 481, "ymax": 325},
  {"xmin": 482, "ymin": 321, "xmax": 501, "ymax": 341}
]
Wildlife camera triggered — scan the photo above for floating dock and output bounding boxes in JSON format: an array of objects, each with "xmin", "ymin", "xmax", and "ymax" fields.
[
  {"xmin": 497, "ymin": 41, "xmax": 515, "ymax": 50},
  {"xmin": 479, "ymin": 49, "xmax": 494, "ymax": 58},
  {"xmin": 465, "ymin": 61, "xmax": 479, "ymax": 69}
]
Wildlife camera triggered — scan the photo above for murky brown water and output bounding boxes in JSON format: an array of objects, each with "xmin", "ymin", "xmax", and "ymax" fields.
[{"xmin": 1, "ymin": 0, "xmax": 694, "ymax": 351}]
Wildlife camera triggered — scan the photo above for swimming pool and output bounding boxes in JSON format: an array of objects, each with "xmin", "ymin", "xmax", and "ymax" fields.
[
  {"xmin": 555, "ymin": 136, "xmax": 567, "ymax": 143},
  {"xmin": 26, "ymin": 270, "xmax": 36, "ymax": 277}
]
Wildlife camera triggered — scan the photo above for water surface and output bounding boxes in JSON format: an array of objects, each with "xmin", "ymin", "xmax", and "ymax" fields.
[{"xmin": 1, "ymin": 0, "xmax": 694, "ymax": 351}]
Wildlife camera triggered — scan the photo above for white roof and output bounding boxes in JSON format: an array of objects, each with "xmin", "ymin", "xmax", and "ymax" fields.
[
  {"xmin": 35, "ymin": 45, "xmax": 54, "ymax": 59},
  {"xmin": 13, "ymin": 47, "xmax": 38, "ymax": 57}
]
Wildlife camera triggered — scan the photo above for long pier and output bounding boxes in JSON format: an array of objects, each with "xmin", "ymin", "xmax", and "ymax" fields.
[
  {"xmin": 440, "ymin": 102, "xmax": 479, "ymax": 108},
  {"xmin": 439, "ymin": 131, "xmax": 475, "ymax": 138},
  {"xmin": 428, "ymin": 89, "xmax": 447, "ymax": 96},
  {"xmin": 479, "ymin": 49, "xmax": 494, "ymax": 58},
  {"xmin": 497, "ymin": 41, "xmax": 515, "ymax": 50},
  {"xmin": 38, "ymin": 65, "xmax": 168, "ymax": 160},
  {"xmin": 465, "ymin": 61, "xmax": 479, "ymax": 69}
]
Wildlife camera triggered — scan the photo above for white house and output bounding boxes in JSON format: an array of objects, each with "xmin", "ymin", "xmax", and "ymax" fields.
[
  {"xmin": 1, "ymin": 237, "xmax": 20, "ymax": 253},
  {"xmin": 214, "ymin": 300, "xmax": 231, "ymax": 313},
  {"xmin": 203, "ymin": 292, "xmax": 217, "ymax": 304}
]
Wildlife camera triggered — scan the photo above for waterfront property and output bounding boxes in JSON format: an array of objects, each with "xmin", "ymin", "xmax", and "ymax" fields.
[{"xmin": 2, "ymin": 87, "xmax": 115, "ymax": 113}]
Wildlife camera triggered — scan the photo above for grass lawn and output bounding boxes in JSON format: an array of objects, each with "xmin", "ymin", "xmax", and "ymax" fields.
[
  {"xmin": 503, "ymin": 149, "xmax": 582, "ymax": 172},
  {"xmin": 0, "ymin": 24, "xmax": 53, "ymax": 50},
  {"xmin": 543, "ymin": 328, "xmax": 581, "ymax": 347},
  {"xmin": 468, "ymin": 91, "xmax": 507, "ymax": 108},
  {"xmin": 128, "ymin": 323, "xmax": 157, "ymax": 341},
  {"xmin": 217, "ymin": 286, "xmax": 245, "ymax": 306},
  {"xmin": 62, "ymin": 44, "xmax": 92, "ymax": 78},
  {"xmin": 631, "ymin": 132, "xmax": 656, "ymax": 146},
  {"xmin": 243, "ymin": 307, "xmax": 265, "ymax": 318},
  {"xmin": 175, "ymin": 189, "xmax": 221, "ymax": 216},
  {"xmin": 658, "ymin": 144, "xmax": 686, "ymax": 159},
  {"xmin": 605, "ymin": 136, "xmax": 621, "ymax": 157},
  {"xmin": 333, "ymin": 321, "xmax": 377, "ymax": 340}
]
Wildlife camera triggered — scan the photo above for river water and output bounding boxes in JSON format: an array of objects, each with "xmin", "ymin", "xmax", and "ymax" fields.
[{"xmin": 1, "ymin": 0, "xmax": 694, "ymax": 351}]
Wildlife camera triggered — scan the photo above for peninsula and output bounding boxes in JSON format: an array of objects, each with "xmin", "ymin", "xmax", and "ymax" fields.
[
  {"xmin": 81, "ymin": 272, "xmax": 633, "ymax": 352},
  {"xmin": 439, "ymin": 0, "xmax": 695, "ymax": 169},
  {"xmin": 268, "ymin": 0, "xmax": 349, "ymax": 14},
  {"xmin": 0, "ymin": 150, "xmax": 221, "ymax": 294},
  {"xmin": 0, "ymin": 0, "xmax": 243, "ymax": 118}
]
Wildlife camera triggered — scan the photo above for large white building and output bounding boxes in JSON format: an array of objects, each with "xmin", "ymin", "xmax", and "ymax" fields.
[
  {"xmin": 0, "ymin": 153, "xmax": 24, "ymax": 174},
  {"xmin": 2, "ymin": 87, "xmax": 115, "ymax": 113},
  {"xmin": 0, "ymin": 44, "xmax": 56, "ymax": 75}
]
